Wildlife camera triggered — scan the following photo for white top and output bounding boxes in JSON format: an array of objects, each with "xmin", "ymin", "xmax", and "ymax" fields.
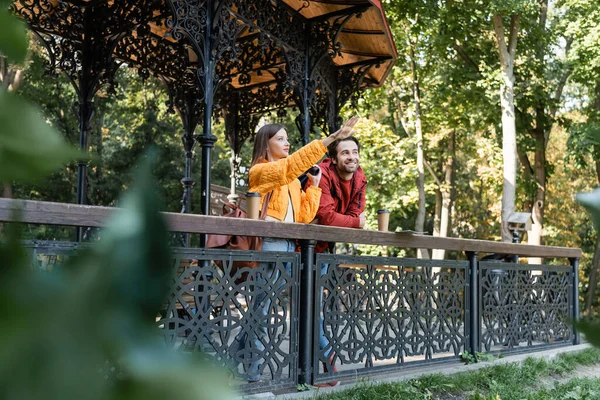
[{"xmin": 265, "ymin": 191, "xmax": 294, "ymax": 223}]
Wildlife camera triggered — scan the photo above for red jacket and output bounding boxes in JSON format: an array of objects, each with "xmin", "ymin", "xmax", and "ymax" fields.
[{"xmin": 315, "ymin": 158, "xmax": 367, "ymax": 253}]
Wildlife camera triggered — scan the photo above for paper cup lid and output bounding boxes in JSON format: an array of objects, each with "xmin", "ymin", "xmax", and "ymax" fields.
[
  {"xmin": 377, "ymin": 209, "xmax": 390, "ymax": 213},
  {"xmin": 246, "ymin": 192, "xmax": 261, "ymax": 197}
]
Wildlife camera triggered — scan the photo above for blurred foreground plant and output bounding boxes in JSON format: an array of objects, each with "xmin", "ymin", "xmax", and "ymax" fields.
[
  {"xmin": 576, "ymin": 130, "xmax": 600, "ymax": 346},
  {"xmin": 0, "ymin": 158, "xmax": 233, "ymax": 400},
  {"xmin": 0, "ymin": 7, "xmax": 232, "ymax": 400}
]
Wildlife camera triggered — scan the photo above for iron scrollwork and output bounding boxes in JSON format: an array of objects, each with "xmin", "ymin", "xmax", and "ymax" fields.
[
  {"xmin": 479, "ymin": 263, "xmax": 572, "ymax": 351},
  {"xmin": 160, "ymin": 248, "xmax": 300, "ymax": 392},
  {"xmin": 314, "ymin": 254, "xmax": 467, "ymax": 383}
]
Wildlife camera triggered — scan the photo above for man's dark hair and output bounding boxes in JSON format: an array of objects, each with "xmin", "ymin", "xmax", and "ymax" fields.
[{"xmin": 327, "ymin": 136, "xmax": 360, "ymax": 159}]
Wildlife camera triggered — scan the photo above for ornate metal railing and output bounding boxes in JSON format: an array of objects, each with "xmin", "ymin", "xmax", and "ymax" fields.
[
  {"xmin": 1, "ymin": 199, "xmax": 582, "ymax": 393},
  {"xmin": 163, "ymin": 248, "xmax": 300, "ymax": 392},
  {"xmin": 478, "ymin": 261, "xmax": 573, "ymax": 352},
  {"xmin": 313, "ymin": 255, "xmax": 468, "ymax": 384}
]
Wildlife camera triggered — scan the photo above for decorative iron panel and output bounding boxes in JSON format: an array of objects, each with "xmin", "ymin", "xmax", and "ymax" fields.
[
  {"xmin": 313, "ymin": 255, "xmax": 468, "ymax": 383},
  {"xmin": 161, "ymin": 248, "xmax": 300, "ymax": 393},
  {"xmin": 479, "ymin": 262, "xmax": 573, "ymax": 353},
  {"xmin": 21, "ymin": 241, "xmax": 300, "ymax": 392}
]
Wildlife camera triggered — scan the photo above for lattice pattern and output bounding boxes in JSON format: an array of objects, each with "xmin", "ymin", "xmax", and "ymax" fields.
[
  {"xmin": 479, "ymin": 263, "xmax": 572, "ymax": 351},
  {"xmin": 315, "ymin": 255, "xmax": 467, "ymax": 381},
  {"xmin": 159, "ymin": 249, "xmax": 299, "ymax": 391}
]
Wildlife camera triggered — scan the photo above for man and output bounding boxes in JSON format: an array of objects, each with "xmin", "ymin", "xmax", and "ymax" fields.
[
  {"xmin": 313, "ymin": 136, "xmax": 367, "ymax": 387},
  {"xmin": 315, "ymin": 136, "xmax": 367, "ymax": 247}
]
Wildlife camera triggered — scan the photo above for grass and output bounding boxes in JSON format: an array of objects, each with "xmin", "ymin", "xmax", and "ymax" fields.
[{"xmin": 310, "ymin": 348, "xmax": 600, "ymax": 400}]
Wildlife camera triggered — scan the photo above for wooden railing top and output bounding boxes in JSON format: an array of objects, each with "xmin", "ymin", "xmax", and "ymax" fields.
[{"xmin": 0, "ymin": 198, "xmax": 582, "ymax": 259}]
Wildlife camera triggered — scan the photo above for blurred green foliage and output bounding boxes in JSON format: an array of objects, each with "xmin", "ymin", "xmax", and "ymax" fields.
[
  {"xmin": 576, "ymin": 126, "xmax": 600, "ymax": 344},
  {"xmin": 0, "ymin": 7, "xmax": 232, "ymax": 400},
  {"xmin": 0, "ymin": 6, "xmax": 28, "ymax": 64}
]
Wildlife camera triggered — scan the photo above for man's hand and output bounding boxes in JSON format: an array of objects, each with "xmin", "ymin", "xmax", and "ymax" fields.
[{"xmin": 359, "ymin": 211, "xmax": 366, "ymax": 228}]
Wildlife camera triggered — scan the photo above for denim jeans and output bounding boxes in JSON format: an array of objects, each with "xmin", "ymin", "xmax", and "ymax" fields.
[{"xmin": 236, "ymin": 237, "xmax": 295, "ymax": 382}]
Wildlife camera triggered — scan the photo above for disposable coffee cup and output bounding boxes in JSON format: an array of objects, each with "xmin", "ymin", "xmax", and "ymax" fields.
[
  {"xmin": 377, "ymin": 209, "xmax": 390, "ymax": 231},
  {"xmin": 246, "ymin": 192, "xmax": 261, "ymax": 219}
]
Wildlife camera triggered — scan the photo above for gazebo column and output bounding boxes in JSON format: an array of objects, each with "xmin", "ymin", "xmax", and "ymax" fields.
[
  {"xmin": 296, "ymin": 31, "xmax": 314, "ymax": 387},
  {"xmin": 294, "ymin": 31, "xmax": 313, "ymax": 146},
  {"xmin": 164, "ymin": 0, "xmax": 231, "ymax": 244},
  {"xmin": 73, "ymin": 28, "xmax": 120, "ymax": 240},
  {"xmin": 301, "ymin": 44, "xmax": 312, "ymax": 146},
  {"xmin": 168, "ymin": 86, "xmax": 202, "ymax": 247},
  {"xmin": 196, "ymin": 0, "xmax": 218, "ymax": 249},
  {"xmin": 199, "ymin": 0, "xmax": 216, "ymax": 224},
  {"xmin": 174, "ymin": 90, "xmax": 200, "ymax": 216},
  {"xmin": 33, "ymin": 6, "xmax": 121, "ymax": 241}
]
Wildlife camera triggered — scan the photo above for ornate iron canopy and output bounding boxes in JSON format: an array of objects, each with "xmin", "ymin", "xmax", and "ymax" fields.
[{"xmin": 11, "ymin": 0, "xmax": 397, "ymax": 225}]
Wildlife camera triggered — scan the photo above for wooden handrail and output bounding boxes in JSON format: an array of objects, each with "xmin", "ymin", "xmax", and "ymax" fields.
[{"xmin": 0, "ymin": 198, "xmax": 582, "ymax": 259}]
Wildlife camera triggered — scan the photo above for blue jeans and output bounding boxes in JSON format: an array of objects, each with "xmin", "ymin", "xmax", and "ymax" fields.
[{"xmin": 236, "ymin": 237, "xmax": 295, "ymax": 382}]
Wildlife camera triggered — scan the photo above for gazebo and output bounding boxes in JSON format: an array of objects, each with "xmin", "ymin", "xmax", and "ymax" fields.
[
  {"xmin": 2, "ymin": 2, "xmax": 583, "ymax": 392},
  {"xmin": 12, "ymin": 0, "xmax": 397, "ymax": 240}
]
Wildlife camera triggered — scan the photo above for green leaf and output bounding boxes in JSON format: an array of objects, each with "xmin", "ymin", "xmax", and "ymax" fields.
[
  {"xmin": 0, "ymin": 8, "xmax": 29, "ymax": 65},
  {"xmin": 0, "ymin": 90, "xmax": 84, "ymax": 182},
  {"xmin": 92, "ymin": 151, "xmax": 172, "ymax": 322},
  {"xmin": 576, "ymin": 188, "xmax": 600, "ymax": 231},
  {"xmin": 297, "ymin": 383, "xmax": 313, "ymax": 392}
]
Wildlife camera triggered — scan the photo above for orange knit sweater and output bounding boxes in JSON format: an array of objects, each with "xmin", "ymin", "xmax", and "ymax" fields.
[{"xmin": 249, "ymin": 140, "xmax": 327, "ymax": 223}]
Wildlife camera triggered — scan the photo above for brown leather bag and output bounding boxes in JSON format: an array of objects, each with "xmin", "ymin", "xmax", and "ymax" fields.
[{"xmin": 205, "ymin": 192, "xmax": 272, "ymax": 281}]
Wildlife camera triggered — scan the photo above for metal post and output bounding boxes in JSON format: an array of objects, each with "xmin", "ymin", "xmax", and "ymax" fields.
[
  {"xmin": 299, "ymin": 239, "xmax": 316, "ymax": 385},
  {"xmin": 466, "ymin": 251, "xmax": 479, "ymax": 355},
  {"xmin": 75, "ymin": 8, "xmax": 96, "ymax": 242},
  {"xmin": 297, "ymin": 30, "xmax": 314, "ymax": 384},
  {"xmin": 570, "ymin": 257, "xmax": 580, "ymax": 345},
  {"xmin": 301, "ymin": 29, "xmax": 311, "ymax": 146},
  {"xmin": 198, "ymin": 0, "xmax": 217, "ymax": 247},
  {"xmin": 76, "ymin": 99, "xmax": 93, "ymax": 208},
  {"xmin": 178, "ymin": 93, "xmax": 198, "ymax": 248}
]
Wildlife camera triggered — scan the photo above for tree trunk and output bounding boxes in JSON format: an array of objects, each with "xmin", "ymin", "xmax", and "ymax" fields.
[
  {"xmin": 410, "ymin": 43, "xmax": 429, "ymax": 259},
  {"xmin": 493, "ymin": 15, "xmax": 519, "ymax": 242},
  {"xmin": 438, "ymin": 130, "xmax": 456, "ymax": 259},
  {"xmin": 434, "ymin": 189, "xmax": 442, "ymax": 237},
  {"xmin": 527, "ymin": 130, "xmax": 545, "ymax": 264},
  {"xmin": 527, "ymin": 109, "xmax": 546, "ymax": 263},
  {"xmin": 432, "ymin": 189, "xmax": 442, "ymax": 259}
]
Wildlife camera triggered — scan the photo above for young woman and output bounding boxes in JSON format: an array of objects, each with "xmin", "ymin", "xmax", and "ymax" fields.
[{"xmin": 236, "ymin": 117, "xmax": 358, "ymax": 383}]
